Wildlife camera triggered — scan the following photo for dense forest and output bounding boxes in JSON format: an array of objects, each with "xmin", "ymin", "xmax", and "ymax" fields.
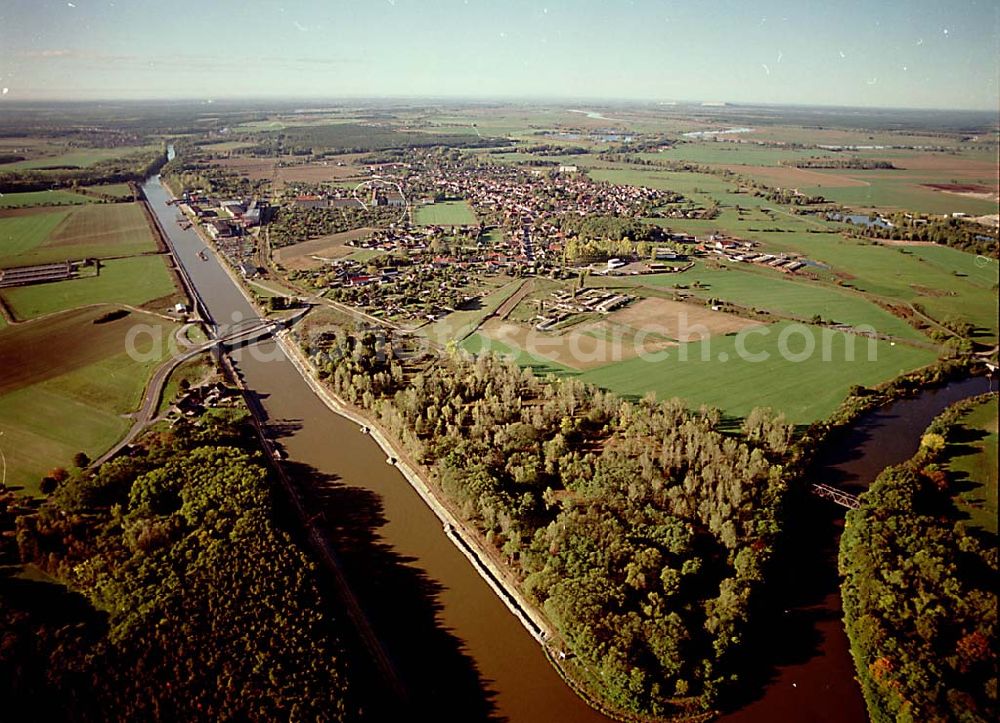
[
  {"xmin": 1, "ymin": 410, "xmax": 354, "ymax": 722},
  {"xmin": 839, "ymin": 395, "xmax": 998, "ymax": 723},
  {"xmin": 302, "ymin": 328, "xmax": 795, "ymax": 716}
]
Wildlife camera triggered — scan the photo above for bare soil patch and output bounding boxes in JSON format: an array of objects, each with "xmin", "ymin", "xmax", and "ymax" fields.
[
  {"xmin": 608, "ymin": 297, "xmax": 763, "ymax": 339},
  {"xmin": 273, "ymin": 227, "xmax": 375, "ymax": 270}
]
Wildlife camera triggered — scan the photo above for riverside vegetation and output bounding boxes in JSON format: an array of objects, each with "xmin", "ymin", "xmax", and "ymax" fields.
[
  {"xmin": 839, "ymin": 394, "xmax": 998, "ymax": 723},
  {"xmin": 304, "ymin": 327, "xmax": 796, "ymax": 716}
]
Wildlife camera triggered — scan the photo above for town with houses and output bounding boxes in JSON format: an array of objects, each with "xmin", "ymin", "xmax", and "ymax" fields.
[{"xmin": 168, "ymin": 152, "xmax": 825, "ymax": 328}]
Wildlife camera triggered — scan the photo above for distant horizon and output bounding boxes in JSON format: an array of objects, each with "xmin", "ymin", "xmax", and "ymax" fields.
[
  {"xmin": 2, "ymin": 0, "xmax": 998, "ymax": 111},
  {"xmin": 1, "ymin": 95, "xmax": 998, "ymax": 117}
]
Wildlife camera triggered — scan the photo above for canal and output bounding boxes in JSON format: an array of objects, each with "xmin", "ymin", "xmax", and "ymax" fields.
[{"xmin": 143, "ymin": 175, "xmax": 610, "ymax": 721}]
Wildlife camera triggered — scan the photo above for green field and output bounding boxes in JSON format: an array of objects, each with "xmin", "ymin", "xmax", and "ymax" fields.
[
  {"xmin": 80, "ymin": 183, "xmax": 135, "ymax": 199},
  {"xmin": 0, "ymin": 190, "xmax": 93, "ymax": 208},
  {"xmin": 0, "ymin": 145, "xmax": 159, "ymax": 171},
  {"xmin": 947, "ymin": 397, "xmax": 998, "ymax": 535},
  {"xmin": 747, "ymin": 233, "xmax": 999, "ymax": 339},
  {"xmin": 575, "ymin": 322, "xmax": 938, "ymax": 424},
  {"xmin": 0, "ymin": 203, "xmax": 159, "ymax": 267},
  {"xmin": 414, "ymin": 200, "xmax": 478, "ymax": 226},
  {"xmin": 2, "ymin": 255, "xmax": 178, "ymax": 320},
  {"xmin": 0, "ymin": 307, "xmax": 178, "ymax": 495},
  {"xmin": 600, "ymin": 264, "xmax": 929, "ymax": 342}
]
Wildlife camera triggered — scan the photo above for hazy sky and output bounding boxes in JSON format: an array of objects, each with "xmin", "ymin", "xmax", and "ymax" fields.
[{"xmin": 1, "ymin": 0, "xmax": 997, "ymax": 109}]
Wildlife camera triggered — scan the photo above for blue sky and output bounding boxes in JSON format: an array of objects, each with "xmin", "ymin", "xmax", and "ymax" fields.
[{"xmin": 1, "ymin": 0, "xmax": 997, "ymax": 109}]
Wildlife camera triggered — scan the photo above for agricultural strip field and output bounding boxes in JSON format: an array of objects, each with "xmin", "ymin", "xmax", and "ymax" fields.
[
  {"xmin": 1, "ymin": 255, "xmax": 179, "ymax": 320},
  {"xmin": 599, "ymin": 264, "xmax": 929, "ymax": 342},
  {"xmin": 414, "ymin": 200, "xmax": 478, "ymax": 226},
  {"xmin": 946, "ymin": 396, "xmax": 998, "ymax": 535},
  {"xmin": 0, "ymin": 306, "xmax": 178, "ymax": 495},
  {"xmin": 0, "ymin": 190, "xmax": 93, "ymax": 209},
  {"xmin": 576, "ymin": 321, "xmax": 939, "ymax": 424},
  {"xmin": 0, "ymin": 202, "xmax": 159, "ymax": 267}
]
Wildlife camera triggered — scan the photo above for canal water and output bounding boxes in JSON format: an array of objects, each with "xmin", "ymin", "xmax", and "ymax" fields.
[
  {"xmin": 143, "ymin": 175, "xmax": 609, "ymax": 722},
  {"xmin": 145, "ymin": 173, "xmax": 995, "ymax": 721}
]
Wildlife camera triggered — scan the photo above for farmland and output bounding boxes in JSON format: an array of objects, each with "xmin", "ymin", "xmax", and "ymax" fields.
[
  {"xmin": 0, "ymin": 306, "xmax": 178, "ymax": 495},
  {"xmin": 577, "ymin": 322, "xmax": 938, "ymax": 424},
  {"xmin": 0, "ymin": 189, "xmax": 93, "ymax": 208},
  {"xmin": 0, "ymin": 202, "xmax": 160, "ymax": 267},
  {"xmin": 414, "ymin": 200, "xmax": 478, "ymax": 226},
  {"xmin": 0, "ymin": 144, "xmax": 161, "ymax": 171},
  {"xmin": 2, "ymin": 255, "xmax": 179, "ymax": 320}
]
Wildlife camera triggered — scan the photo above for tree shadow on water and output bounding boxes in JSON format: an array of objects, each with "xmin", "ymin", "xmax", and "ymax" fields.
[
  {"xmin": 718, "ymin": 491, "xmax": 853, "ymax": 715},
  {"xmin": 273, "ymin": 457, "xmax": 504, "ymax": 722}
]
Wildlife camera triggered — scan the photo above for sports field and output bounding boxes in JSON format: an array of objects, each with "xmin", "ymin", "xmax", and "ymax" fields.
[
  {"xmin": 0, "ymin": 190, "xmax": 93, "ymax": 208},
  {"xmin": 1, "ymin": 255, "xmax": 179, "ymax": 320},
  {"xmin": 414, "ymin": 200, "xmax": 478, "ymax": 226},
  {"xmin": 0, "ymin": 306, "xmax": 178, "ymax": 495},
  {"xmin": 0, "ymin": 202, "xmax": 159, "ymax": 267}
]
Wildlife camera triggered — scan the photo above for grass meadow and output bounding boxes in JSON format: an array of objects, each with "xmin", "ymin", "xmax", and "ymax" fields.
[
  {"xmin": 414, "ymin": 200, "xmax": 478, "ymax": 225},
  {"xmin": 2, "ymin": 255, "xmax": 179, "ymax": 320},
  {"xmin": 0, "ymin": 307, "xmax": 178, "ymax": 495},
  {"xmin": 947, "ymin": 397, "xmax": 999, "ymax": 536}
]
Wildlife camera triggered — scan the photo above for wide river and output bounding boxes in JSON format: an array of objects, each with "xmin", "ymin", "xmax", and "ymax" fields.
[{"xmin": 144, "ymin": 174, "xmax": 995, "ymax": 721}]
